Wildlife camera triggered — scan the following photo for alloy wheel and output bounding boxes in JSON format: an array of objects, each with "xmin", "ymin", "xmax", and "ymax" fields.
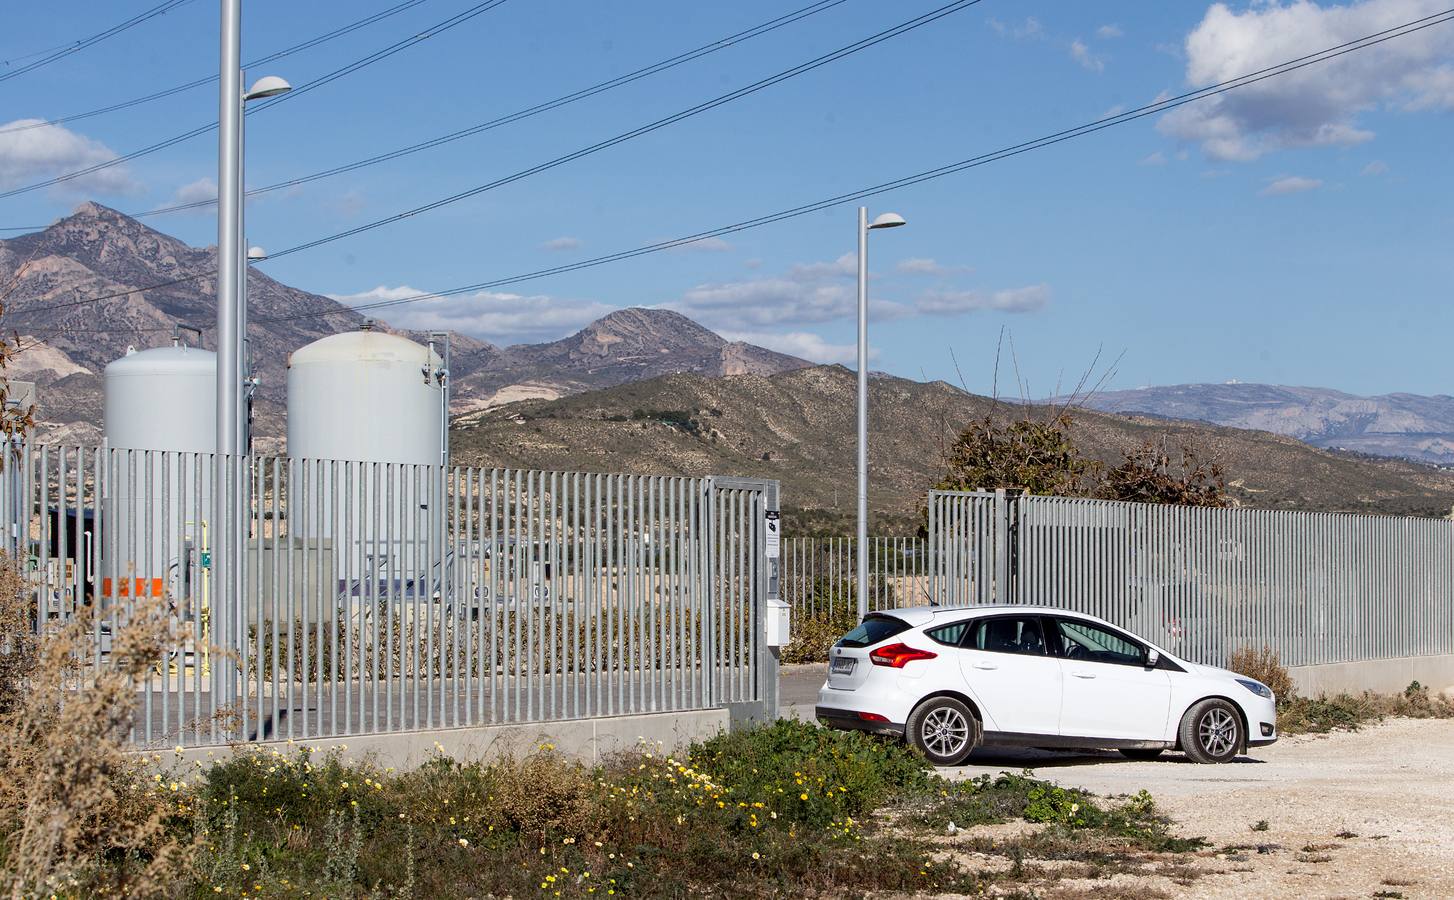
[
  {"xmin": 921, "ymin": 706, "xmax": 970, "ymax": 757},
  {"xmin": 1198, "ymin": 707, "xmax": 1237, "ymax": 756}
]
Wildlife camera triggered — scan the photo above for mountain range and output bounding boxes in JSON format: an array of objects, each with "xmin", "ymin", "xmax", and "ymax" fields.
[
  {"xmin": 5, "ymin": 202, "xmax": 1454, "ymax": 520},
  {"xmin": 1072, "ymin": 383, "xmax": 1454, "ymax": 466},
  {"xmin": 452, "ymin": 366, "xmax": 1454, "ymax": 521},
  {"xmin": 0, "ymin": 203, "xmax": 808, "ymax": 446}
]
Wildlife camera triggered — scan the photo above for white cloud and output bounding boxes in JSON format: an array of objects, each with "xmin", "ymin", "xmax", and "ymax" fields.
[
  {"xmin": 1139, "ymin": 151, "xmax": 1168, "ymax": 166},
  {"xmin": 720, "ymin": 330, "xmax": 861, "ymax": 365},
  {"xmin": 541, "ymin": 236, "xmax": 580, "ymax": 251},
  {"xmin": 663, "ymin": 236, "xmax": 733, "ymax": 253},
  {"xmin": 896, "ymin": 257, "xmax": 970, "ymax": 276},
  {"xmin": 1097, "ymin": 24, "xmax": 1124, "ymax": 39},
  {"xmin": 787, "ymin": 252, "xmax": 856, "ymax": 281},
  {"xmin": 0, "ymin": 119, "xmax": 139, "ymax": 195},
  {"xmin": 173, "ymin": 177, "xmax": 217, "ymax": 205},
  {"xmin": 1259, "ymin": 175, "xmax": 1323, "ymax": 196},
  {"xmin": 916, "ymin": 284, "xmax": 1051, "ymax": 316},
  {"xmin": 988, "ymin": 17, "xmax": 1042, "ymax": 39},
  {"xmin": 1361, "ymin": 159, "xmax": 1389, "ymax": 175},
  {"xmin": 1159, "ymin": 0, "xmax": 1454, "ymax": 161},
  {"xmin": 327, "ymin": 284, "xmax": 612, "ymax": 344},
  {"xmin": 1069, "ymin": 39, "xmax": 1104, "ymax": 72}
]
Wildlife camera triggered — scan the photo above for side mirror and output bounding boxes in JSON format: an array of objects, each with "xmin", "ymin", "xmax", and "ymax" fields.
[{"xmin": 1145, "ymin": 648, "xmax": 1160, "ymax": 669}]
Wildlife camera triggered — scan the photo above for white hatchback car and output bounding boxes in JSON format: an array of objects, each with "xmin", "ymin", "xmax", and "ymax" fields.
[{"xmin": 816, "ymin": 605, "xmax": 1277, "ymax": 765}]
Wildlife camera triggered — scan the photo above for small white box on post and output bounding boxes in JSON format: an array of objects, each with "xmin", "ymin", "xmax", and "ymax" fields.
[{"xmin": 765, "ymin": 597, "xmax": 791, "ymax": 648}]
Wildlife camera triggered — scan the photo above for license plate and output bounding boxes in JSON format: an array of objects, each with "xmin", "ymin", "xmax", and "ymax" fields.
[{"xmin": 830, "ymin": 656, "xmax": 856, "ymax": 675}]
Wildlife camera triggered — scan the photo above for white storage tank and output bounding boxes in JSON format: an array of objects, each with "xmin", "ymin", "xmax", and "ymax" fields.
[
  {"xmin": 104, "ymin": 344, "xmax": 216, "ymax": 451},
  {"xmin": 287, "ymin": 329, "xmax": 444, "ymax": 465},
  {"xmin": 101, "ymin": 342, "xmax": 216, "ymax": 605},
  {"xmin": 286, "ymin": 328, "xmax": 447, "ymax": 602}
]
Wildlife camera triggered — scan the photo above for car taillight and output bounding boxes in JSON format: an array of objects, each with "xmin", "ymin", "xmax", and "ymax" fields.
[
  {"xmin": 857, "ymin": 711, "xmax": 889, "ymax": 722},
  {"xmin": 869, "ymin": 642, "xmax": 937, "ymax": 668}
]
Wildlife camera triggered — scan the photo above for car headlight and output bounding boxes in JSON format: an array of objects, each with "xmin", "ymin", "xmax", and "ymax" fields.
[{"xmin": 1236, "ymin": 678, "xmax": 1273, "ymax": 699}]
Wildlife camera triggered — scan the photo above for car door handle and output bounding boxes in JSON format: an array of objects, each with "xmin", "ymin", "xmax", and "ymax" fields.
[
  {"xmin": 972, "ymin": 661, "xmax": 998, "ymax": 670},
  {"xmin": 1072, "ymin": 671, "xmax": 1097, "ymax": 679}
]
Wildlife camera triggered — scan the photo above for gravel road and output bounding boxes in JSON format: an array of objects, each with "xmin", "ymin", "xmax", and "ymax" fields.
[{"xmin": 781, "ymin": 664, "xmax": 1454, "ymax": 897}]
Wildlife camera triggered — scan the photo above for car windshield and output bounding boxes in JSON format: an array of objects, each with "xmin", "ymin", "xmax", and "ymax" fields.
[{"xmin": 836, "ymin": 615, "xmax": 910, "ymax": 648}]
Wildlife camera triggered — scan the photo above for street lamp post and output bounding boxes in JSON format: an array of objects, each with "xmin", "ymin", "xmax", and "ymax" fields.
[
  {"xmin": 856, "ymin": 207, "xmax": 906, "ymax": 620},
  {"xmin": 214, "ymin": 0, "xmax": 289, "ymax": 719}
]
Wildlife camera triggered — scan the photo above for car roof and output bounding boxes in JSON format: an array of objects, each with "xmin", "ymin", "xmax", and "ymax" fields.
[{"xmin": 869, "ymin": 604, "xmax": 1117, "ymax": 630}]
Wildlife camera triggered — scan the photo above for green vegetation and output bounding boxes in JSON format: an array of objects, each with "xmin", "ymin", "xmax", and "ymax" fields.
[
  {"xmin": 936, "ymin": 412, "xmax": 1230, "ymax": 506},
  {"xmin": 1230, "ymin": 646, "xmax": 1454, "ymax": 734}
]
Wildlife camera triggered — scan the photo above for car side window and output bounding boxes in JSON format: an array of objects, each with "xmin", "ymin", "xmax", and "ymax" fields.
[
  {"xmin": 966, "ymin": 616, "xmax": 1047, "ymax": 656},
  {"xmin": 1052, "ymin": 618, "xmax": 1146, "ymax": 667},
  {"xmin": 925, "ymin": 620, "xmax": 972, "ymax": 647}
]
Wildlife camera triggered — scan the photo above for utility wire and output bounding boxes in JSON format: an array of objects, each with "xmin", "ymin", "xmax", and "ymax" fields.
[
  {"xmin": 261, "ymin": 7, "xmax": 1454, "ymax": 321},
  {"xmin": 129, "ymin": 0, "xmax": 853, "ymax": 219},
  {"xmin": 9, "ymin": 8, "xmax": 1454, "ymax": 330},
  {"xmin": 0, "ymin": 0, "xmax": 434, "ymax": 136},
  {"xmin": 266, "ymin": 0, "xmax": 985, "ymax": 260},
  {"xmin": 0, "ymin": 0, "xmax": 196, "ymax": 85},
  {"xmin": 0, "ymin": 0, "xmax": 512, "ymax": 201}
]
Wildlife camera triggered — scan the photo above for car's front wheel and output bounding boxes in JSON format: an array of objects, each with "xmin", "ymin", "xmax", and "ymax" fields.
[
  {"xmin": 1179, "ymin": 698, "xmax": 1242, "ymax": 764},
  {"xmin": 906, "ymin": 696, "xmax": 981, "ymax": 766}
]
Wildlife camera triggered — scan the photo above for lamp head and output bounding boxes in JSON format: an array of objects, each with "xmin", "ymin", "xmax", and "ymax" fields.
[
  {"xmin": 868, "ymin": 212, "xmax": 907, "ymax": 230},
  {"xmin": 244, "ymin": 75, "xmax": 292, "ymax": 101},
  {"xmin": 246, "ymin": 246, "xmax": 267, "ymax": 261}
]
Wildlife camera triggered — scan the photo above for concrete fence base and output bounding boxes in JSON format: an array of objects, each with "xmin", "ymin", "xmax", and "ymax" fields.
[
  {"xmin": 157, "ymin": 707, "xmax": 731, "ymax": 771},
  {"xmin": 1288, "ymin": 654, "xmax": 1454, "ymax": 697}
]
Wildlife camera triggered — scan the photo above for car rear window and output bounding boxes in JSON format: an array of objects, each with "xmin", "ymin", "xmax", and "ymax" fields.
[{"xmin": 836, "ymin": 615, "xmax": 910, "ymax": 648}]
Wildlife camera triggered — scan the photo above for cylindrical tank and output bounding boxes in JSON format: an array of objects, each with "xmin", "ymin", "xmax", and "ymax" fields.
[
  {"xmin": 286, "ymin": 330, "xmax": 443, "ymax": 465},
  {"xmin": 104, "ymin": 344, "xmax": 217, "ymax": 451},
  {"xmin": 286, "ymin": 330, "xmax": 446, "ymax": 604},
  {"xmin": 101, "ymin": 344, "xmax": 216, "ymax": 606}
]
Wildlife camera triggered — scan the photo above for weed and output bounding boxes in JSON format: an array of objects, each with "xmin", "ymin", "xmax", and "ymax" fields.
[
  {"xmin": 1227, "ymin": 646, "xmax": 1295, "ymax": 699},
  {"xmin": 1251, "ymin": 819, "xmax": 1270, "ymax": 832}
]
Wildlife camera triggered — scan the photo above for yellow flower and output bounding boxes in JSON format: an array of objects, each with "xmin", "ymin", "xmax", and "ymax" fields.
[
  {"xmin": 751, "ymin": 852, "xmax": 760, "ymax": 860},
  {"xmin": 458, "ymin": 838, "xmax": 469, "ymax": 847},
  {"xmin": 799, "ymin": 793, "xmax": 808, "ymax": 801}
]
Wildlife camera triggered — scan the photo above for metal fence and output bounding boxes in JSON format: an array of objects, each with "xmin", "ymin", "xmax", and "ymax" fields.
[
  {"xmin": 1, "ymin": 444, "xmax": 776, "ymax": 747},
  {"xmin": 929, "ymin": 489, "xmax": 1454, "ymax": 669},
  {"xmin": 781, "ymin": 537, "xmax": 931, "ymax": 616}
]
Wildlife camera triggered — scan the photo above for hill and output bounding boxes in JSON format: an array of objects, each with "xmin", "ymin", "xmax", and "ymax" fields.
[
  {"xmin": 0, "ymin": 203, "xmax": 808, "ymax": 445},
  {"xmin": 1074, "ymin": 383, "xmax": 1454, "ymax": 466},
  {"xmin": 451, "ymin": 366, "xmax": 1454, "ymax": 521}
]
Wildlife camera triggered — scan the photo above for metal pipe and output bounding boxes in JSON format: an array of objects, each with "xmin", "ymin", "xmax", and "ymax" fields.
[{"xmin": 856, "ymin": 206, "xmax": 868, "ymax": 620}]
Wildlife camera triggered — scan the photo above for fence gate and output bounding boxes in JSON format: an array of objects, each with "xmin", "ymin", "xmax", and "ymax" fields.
[
  {"xmin": 1, "ymin": 443, "xmax": 779, "ymax": 748},
  {"xmin": 927, "ymin": 489, "xmax": 1015, "ymax": 606},
  {"xmin": 927, "ymin": 489, "xmax": 1454, "ymax": 669}
]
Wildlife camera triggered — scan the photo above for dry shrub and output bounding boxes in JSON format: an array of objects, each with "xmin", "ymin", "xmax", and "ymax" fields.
[
  {"xmin": 481, "ymin": 748, "xmax": 598, "ymax": 840},
  {"xmin": 1227, "ymin": 646, "xmax": 1295, "ymax": 699},
  {"xmin": 0, "ymin": 557, "xmax": 190, "ymax": 896}
]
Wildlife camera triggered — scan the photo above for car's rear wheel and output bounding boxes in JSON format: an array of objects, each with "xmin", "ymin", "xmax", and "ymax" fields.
[
  {"xmin": 906, "ymin": 697, "xmax": 981, "ymax": 766},
  {"xmin": 1118, "ymin": 747, "xmax": 1165, "ymax": 761},
  {"xmin": 1179, "ymin": 698, "xmax": 1242, "ymax": 764}
]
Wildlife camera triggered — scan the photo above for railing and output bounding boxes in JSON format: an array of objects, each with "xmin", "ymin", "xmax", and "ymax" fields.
[
  {"xmin": 929, "ymin": 489, "xmax": 1454, "ymax": 669},
  {"xmin": 780, "ymin": 536, "xmax": 932, "ymax": 616},
  {"xmin": 1, "ymin": 445, "xmax": 776, "ymax": 747}
]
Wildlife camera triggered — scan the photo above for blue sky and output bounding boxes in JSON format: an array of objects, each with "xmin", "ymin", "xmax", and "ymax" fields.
[{"xmin": 2, "ymin": 0, "xmax": 1452, "ymax": 397}]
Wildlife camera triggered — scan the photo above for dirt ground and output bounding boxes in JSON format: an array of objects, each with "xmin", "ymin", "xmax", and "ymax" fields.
[
  {"xmin": 780, "ymin": 666, "xmax": 1454, "ymax": 898},
  {"xmin": 939, "ymin": 718, "xmax": 1454, "ymax": 899}
]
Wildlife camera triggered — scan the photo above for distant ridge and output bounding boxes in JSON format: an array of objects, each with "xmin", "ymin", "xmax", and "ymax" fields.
[
  {"xmin": 0, "ymin": 203, "xmax": 810, "ymax": 446},
  {"xmin": 1068, "ymin": 383, "xmax": 1454, "ymax": 466}
]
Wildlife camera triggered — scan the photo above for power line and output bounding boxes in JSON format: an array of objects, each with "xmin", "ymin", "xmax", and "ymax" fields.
[
  {"xmin": 0, "ymin": 0, "xmax": 512, "ymax": 201},
  {"xmin": 0, "ymin": 0, "xmax": 196, "ymax": 85},
  {"xmin": 10, "ymin": 8, "xmax": 1454, "ymax": 332},
  {"xmin": 267, "ymin": 0, "xmax": 985, "ymax": 260},
  {"xmin": 128, "ymin": 0, "xmax": 853, "ymax": 219},
  {"xmin": 258, "ymin": 7, "xmax": 1454, "ymax": 323},
  {"xmin": 0, "ymin": 0, "xmax": 434, "ymax": 137}
]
